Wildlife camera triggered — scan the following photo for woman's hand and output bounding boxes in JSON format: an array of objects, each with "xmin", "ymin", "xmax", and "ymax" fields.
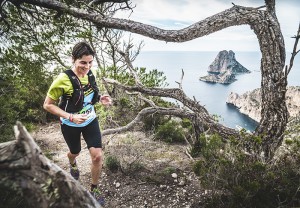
[
  {"xmin": 100, "ymin": 94, "xmax": 112, "ymax": 107},
  {"xmin": 72, "ymin": 114, "xmax": 88, "ymax": 124}
]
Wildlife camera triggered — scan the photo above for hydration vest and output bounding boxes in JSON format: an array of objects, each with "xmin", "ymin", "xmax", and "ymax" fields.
[{"xmin": 58, "ymin": 70, "xmax": 100, "ymax": 113}]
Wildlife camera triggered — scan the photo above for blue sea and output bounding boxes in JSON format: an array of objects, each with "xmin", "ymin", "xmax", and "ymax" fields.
[{"xmin": 134, "ymin": 51, "xmax": 300, "ymax": 131}]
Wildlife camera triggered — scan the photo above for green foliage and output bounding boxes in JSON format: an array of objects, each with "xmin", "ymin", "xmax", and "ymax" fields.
[
  {"xmin": 0, "ymin": 47, "xmax": 53, "ymax": 142},
  {"xmin": 94, "ymin": 102, "xmax": 115, "ymax": 129},
  {"xmin": 0, "ymin": 2, "xmax": 77, "ymax": 142},
  {"xmin": 181, "ymin": 118, "xmax": 192, "ymax": 129},
  {"xmin": 100, "ymin": 64, "xmax": 170, "ymax": 130},
  {"xmin": 154, "ymin": 120, "xmax": 186, "ymax": 143},
  {"xmin": 143, "ymin": 114, "xmax": 169, "ymax": 132},
  {"xmin": 141, "ymin": 100, "xmax": 174, "ymax": 132},
  {"xmin": 138, "ymin": 67, "xmax": 168, "ymax": 88},
  {"xmin": 120, "ymin": 161, "xmax": 145, "ymax": 175},
  {"xmin": 110, "ymin": 64, "xmax": 170, "ymax": 128},
  {"xmin": 119, "ymin": 97, "xmax": 133, "ymax": 109},
  {"xmin": 0, "ymin": 0, "xmax": 170, "ymax": 144},
  {"xmin": 192, "ymin": 133, "xmax": 300, "ymax": 207},
  {"xmin": 212, "ymin": 114, "xmax": 223, "ymax": 122},
  {"xmin": 190, "ymin": 133, "xmax": 223, "ymax": 158},
  {"xmin": 112, "ymin": 66, "xmax": 168, "ymax": 88},
  {"xmin": 162, "ymin": 167, "xmax": 176, "ymax": 175},
  {"xmin": 104, "ymin": 155, "xmax": 120, "ymax": 172}
]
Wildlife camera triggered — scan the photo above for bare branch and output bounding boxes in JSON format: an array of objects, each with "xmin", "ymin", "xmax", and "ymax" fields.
[
  {"xmin": 286, "ymin": 22, "xmax": 300, "ymax": 75},
  {"xmin": 88, "ymin": 0, "xmax": 129, "ymax": 7},
  {"xmin": 136, "ymin": 93, "xmax": 156, "ymax": 107},
  {"xmin": 103, "ymin": 77, "xmax": 240, "ymax": 139},
  {"xmin": 265, "ymin": 0, "xmax": 275, "ymax": 13},
  {"xmin": 8, "ymin": 0, "xmax": 264, "ymax": 43},
  {"xmin": 175, "ymin": 69, "xmax": 184, "ymax": 90},
  {"xmin": 185, "ymin": 148, "xmax": 195, "ymax": 161},
  {"xmin": 0, "ymin": 0, "xmax": 10, "ymax": 35},
  {"xmin": 117, "ymin": 44, "xmax": 142, "ymax": 86},
  {"xmin": 102, "ymin": 107, "xmax": 195, "ymax": 136}
]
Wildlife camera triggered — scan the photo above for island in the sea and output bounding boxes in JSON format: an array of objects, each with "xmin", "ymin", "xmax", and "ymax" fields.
[{"xmin": 199, "ymin": 50, "xmax": 251, "ymax": 84}]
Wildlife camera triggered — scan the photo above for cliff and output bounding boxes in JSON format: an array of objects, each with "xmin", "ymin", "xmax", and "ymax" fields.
[
  {"xmin": 200, "ymin": 50, "xmax": 250, "ymax": 84},
  {"xmin": 226, "ymin": 86, "xmax": 300, "ymax": 122}
]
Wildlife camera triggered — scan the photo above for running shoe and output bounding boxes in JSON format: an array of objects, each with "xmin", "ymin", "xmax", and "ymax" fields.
[
  {"xmin": 91, "ymin": 188, "xmax": 105, "ymax": 206},
  {"xmin": 70, "ymin": 161, "xmax": 80, "ymax": 180}
]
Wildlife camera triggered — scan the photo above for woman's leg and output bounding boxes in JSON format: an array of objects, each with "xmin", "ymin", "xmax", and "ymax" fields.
[
  {"xmin": 82, "ymin": 118, "xmax": 102, "ymax": 188},
  {"xmin": 89, "ymin": 147, "xmax": 103, "ymax": 186},
  {"xmin": 67, "ymin": 152, "xmax": 79, "ymax": 165},
  {"xmin": 61, "ymin": 124, "xmax": 82, "ymax": 179}
]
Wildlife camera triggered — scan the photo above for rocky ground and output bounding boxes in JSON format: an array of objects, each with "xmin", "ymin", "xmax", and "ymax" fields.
[{"xmin": 32, "ymin": 122, "xmax": 208, "ymax": 208}]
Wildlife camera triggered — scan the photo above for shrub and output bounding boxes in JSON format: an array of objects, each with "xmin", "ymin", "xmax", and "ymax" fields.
[
  {"xmin": 143, "ymin": 114, "xmax": 168, "ymax": 132},
  {"xmin": 190, "ymin": 133, "xmax": 223, "ymax": 158},
  {"xmin": 104, "ymin": 155, "xmax": 120, "ymax": 172},
  {"xmin": 121, "ymin": 161, "xmax": 144, "ymax": 175},
  {"xmin": 193, "ymin": 133, "xmax": 300, "ymax": 208},
  {"xmin": 154, "ymin": 120, "xmax": 185, "ymax": 143}
]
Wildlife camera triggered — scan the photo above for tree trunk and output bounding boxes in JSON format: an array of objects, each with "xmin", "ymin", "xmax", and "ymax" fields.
[
  {"xmin": 251, "ymin": 2, "xmax": 288, "ymax": 159},
  {"xmin": 0, "ymin": 122, "xmax": 101, "ymax": 208}
]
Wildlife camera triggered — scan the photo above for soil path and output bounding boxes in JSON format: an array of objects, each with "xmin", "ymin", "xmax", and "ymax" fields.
[{"xmin": 32, "ymin": 122, "xmax": 206, "ymax": 207}]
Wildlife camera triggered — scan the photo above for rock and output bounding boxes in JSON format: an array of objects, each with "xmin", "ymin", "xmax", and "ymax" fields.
[
  {"xmin": 200, "ymin": 50, "xmax": 250, "ymax": 84},
  {"xmin": 178, "ymin": 178, "xmax": 186, "ymax": 186},
  {"xmin": 199, "ymin": 70, "xmax": 236, "ymax": 84},
  {"xmin": 226, "ymin": 89, "xmax": 261, "ymax": 122},
  {"xmin": 208, "ymin": 50, "xmax": 250, "ymax": 74},
  {"xmin": 115, "ymin": 182, "xmax": 121, "ymax": 188},
  {"xmin": 171, "ymin": 173, "xmax": 178, "ymax": 178},
  {"xmin": 226, "ymin": 86, "xmax": 300, "ymax": 122}
]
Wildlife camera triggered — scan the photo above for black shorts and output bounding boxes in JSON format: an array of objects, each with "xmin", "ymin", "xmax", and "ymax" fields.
[{"xmin": 61, "ymin": 118, "xmax": 102, "ymax": 154}]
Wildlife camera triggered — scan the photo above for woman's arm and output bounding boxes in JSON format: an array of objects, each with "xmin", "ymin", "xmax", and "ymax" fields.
[
  {"xmin": 43, "ymin": 96, "xmax": 88, "ymax": 124},
  {"xmin": 43, "ymin": 96, "xmax": 70, "ymax": 119}
]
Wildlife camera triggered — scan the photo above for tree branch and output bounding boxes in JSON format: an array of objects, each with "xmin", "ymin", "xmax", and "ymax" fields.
[
  {"xmin": 175, "ymin": 69, "xmax": 184, "ymax": 90},
  {"xmin": 102, "ymin": 77, "xmax": 240, "ymax": 139},
  {"xmin": 88, "ymin": 0, "xmax": 129, "ymax": 6},
  {"xmin": 265, "ymin": 0, "xmax": 276, "ymax": 14},
  {"xmin": 117, "ymin": 44, "xmax": 142, "ymax": 86},
  {"xmin": 9, "ymin": 0, "xmax": 263, "ymax": 43},
  {"xmin": 102, "ymin": 106, "xmax": 195, "ymax": 136},
  {"xmin": 286, "ymin": 22, "xmax": 300, "ymax": 75}
]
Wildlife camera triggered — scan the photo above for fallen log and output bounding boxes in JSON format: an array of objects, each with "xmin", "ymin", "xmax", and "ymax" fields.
[{"xmin": 0, "ymin": 121, "xmax": 101, "ymax": 208}]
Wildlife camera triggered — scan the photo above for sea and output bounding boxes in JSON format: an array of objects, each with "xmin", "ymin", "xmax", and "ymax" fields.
[{"xmin": 134, "ymin": 51, "xmax": 300, "ymax": 132}]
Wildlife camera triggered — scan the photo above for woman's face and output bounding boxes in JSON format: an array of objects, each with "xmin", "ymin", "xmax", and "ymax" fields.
[{"xmin": 73, "ymin": 55, "xmax": 94, "ymax": 77}]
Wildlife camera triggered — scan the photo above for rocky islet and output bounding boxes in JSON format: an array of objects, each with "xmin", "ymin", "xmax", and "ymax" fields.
[{"xmin": 199, "ymin": 50, "xmax": 251, "ymax": 84}]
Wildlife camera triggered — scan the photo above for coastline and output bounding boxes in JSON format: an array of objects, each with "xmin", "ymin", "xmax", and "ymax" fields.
[{"xmin": 226, "ymin": 86, "xmax": 300, "ymax": 122}]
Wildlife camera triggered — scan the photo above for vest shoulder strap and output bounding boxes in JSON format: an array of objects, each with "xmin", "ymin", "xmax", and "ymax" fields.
[
  {"xmin": 64, "ymin": 69, "xmax": 81, "ymax": 91},
  {"xmin": 64, "ymin": 70, "xmax": 96, "ymax": 88},
  {"xmin": 87, "ymin": 70, "xmax": 95, "ymax": 85}
]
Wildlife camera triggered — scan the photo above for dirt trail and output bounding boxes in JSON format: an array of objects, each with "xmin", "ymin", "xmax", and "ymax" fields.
[{"xmin": 32, "ymin": 122, "xmax": 206, "ymax": 207}]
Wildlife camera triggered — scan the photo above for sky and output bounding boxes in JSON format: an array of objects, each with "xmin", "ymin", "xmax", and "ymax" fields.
[{"xmin": 116, "ymin": 0, "xmax": 300, "ymax": 52}]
